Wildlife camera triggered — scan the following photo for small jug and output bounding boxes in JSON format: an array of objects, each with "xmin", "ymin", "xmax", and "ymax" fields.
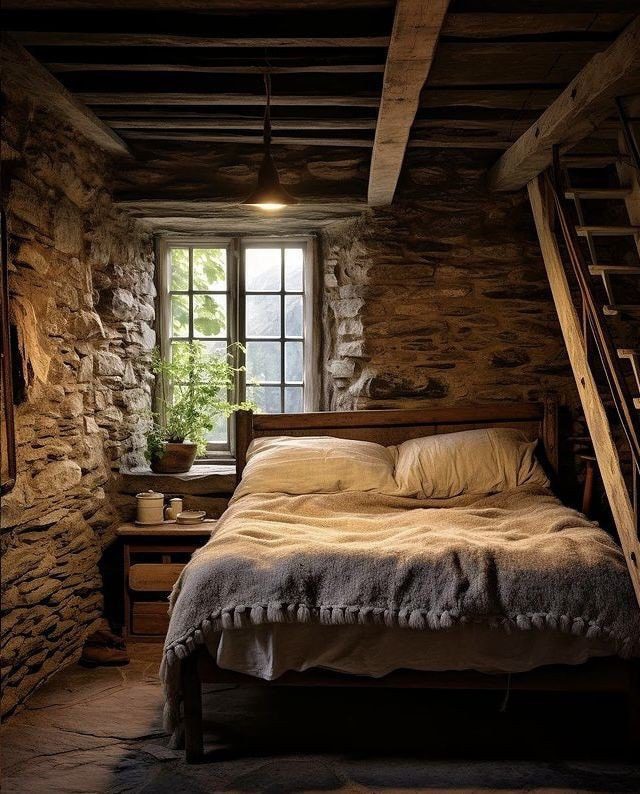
[{"xmin": 165, "ymin": 497, "xmax": 183, "ymax": 521}]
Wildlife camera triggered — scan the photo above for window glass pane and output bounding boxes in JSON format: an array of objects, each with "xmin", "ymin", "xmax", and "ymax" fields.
[
  {"xmin": 284, "ymin": 248, "xmax": 304, "ymax": 292},
  {"xmin": 285, "ymin": 295, "xmax": 303, "ymax": 338},
  {"xmin": 246, "ymin": 341, "xmax": 281, "ymax": 383},
  {"xmin": 245, "ymin": 248, "xmax": 281, "ymax": 291},
  {"xmin": 206, "ymin": 396, "xmax": 228, "ymax": 444},
  {"xmin": 201, "ymin": 340, "xmax": 229, "ymax": 362},
  {"xmin": 193, "ymin": 294, "xmax": 226, "ymax": 338},
  {"xmin": 284, "ymin": 387, "xmax": 303, "ymax": 413},
  {"xmin": 284, "ymin": 342, "xmax": 303, "ymax": 384},
  {"xmin": 171, "ymin": 294, "xmax": 190, "ymax": 337},
  {"xmin": 247, "ymin": 385, "xmax": 282, "ymax": 414},
  {"xmin": 246, "ymin": 295, "xmax": 280, "ymax": 338},
  {"xmin": 193, "ymin": 248, "xmax": 227, "ymax": 291},
  {"xmin": 170, "ymin": 248, "xmax": 189, "ymax": 291}
]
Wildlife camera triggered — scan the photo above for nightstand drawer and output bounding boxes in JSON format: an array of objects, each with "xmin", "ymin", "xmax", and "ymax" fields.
[
  {"xmin": 132, "ymin": 602, "xmax": 170, "ymax": 635},
  {"xmin": 129, "ymin": 563, "xmax": 184, "ymax": 592}
]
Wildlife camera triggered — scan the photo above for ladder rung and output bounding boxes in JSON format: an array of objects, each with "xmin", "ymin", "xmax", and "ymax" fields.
[
  {"xmin": 618, "ymin": 348, "xmax": 639, "ymax": 360},
  {"xmin": 589, "ymin": 265, "xmax": 640, "ymax": 275},
  {"xmin": 603, "ymin": 304, "xmax": 640, "ymax": 315},
  {"xmin": 565, "ymin": 188, "xmax": 632, "ymax": 200},
  {"xmin": 562, "ymin": 154, "xmax": 630, "ymax": 167},
  {"xmin": 576, "ymin": 226, "xmax": 640, "ymax": 237}
]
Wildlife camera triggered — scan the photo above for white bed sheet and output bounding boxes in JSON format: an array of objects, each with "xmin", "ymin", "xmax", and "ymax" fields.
[{"xmin": 207, "ymin": 622, "xmax": 617, "ymax": 680}]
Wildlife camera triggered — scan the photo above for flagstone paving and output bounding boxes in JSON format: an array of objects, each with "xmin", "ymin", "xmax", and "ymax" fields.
[{"xmin": 2, "ymin": 643, "xmax": 639, "ymax": 793}]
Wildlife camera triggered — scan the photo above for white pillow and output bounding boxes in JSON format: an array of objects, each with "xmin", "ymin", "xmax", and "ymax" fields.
[
  {"xmin": 234, "ymin": 435, "xmax": 397, "ymax": 498},
  {"xmin": 393, "ymin": 427, "xmax": 549, "ymax": 499}
]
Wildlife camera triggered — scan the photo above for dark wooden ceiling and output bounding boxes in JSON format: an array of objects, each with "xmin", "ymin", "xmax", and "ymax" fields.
[{"xmin": 2, "ymin": 0, "xmax": 638, "ymax": 232}]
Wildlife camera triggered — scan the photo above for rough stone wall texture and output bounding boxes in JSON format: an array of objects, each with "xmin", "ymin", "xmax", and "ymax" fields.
[
  {"xmin": 321, "ymin": 151, "xmax": 577, "ymax": 415},
  {"xmin": 1, "ymin": 93, "xmax": 155, "ymax": 716}
]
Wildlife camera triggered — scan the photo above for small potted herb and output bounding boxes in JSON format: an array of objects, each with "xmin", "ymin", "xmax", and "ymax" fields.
[{"xmin": 146, "ymin": 342, "xmax": 253, "ymax": 473}]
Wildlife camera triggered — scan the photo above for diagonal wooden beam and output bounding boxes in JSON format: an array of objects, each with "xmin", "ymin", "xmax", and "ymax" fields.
[
  {"xmin": 368, "ymin": 0, "xmax": 450, "ymax": 206},
  {"xmin": 0, "ymin": 32, "xmax": 131, "ymax": 158},
  {"xmin": 489, "ymin": 15, "xmax": 640, "ymax": 192}
]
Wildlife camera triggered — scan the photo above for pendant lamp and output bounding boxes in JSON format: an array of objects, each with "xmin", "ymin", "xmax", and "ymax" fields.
[{"xmin": 243, "ymin": 72, "xmax": 298, "ymax": 211}]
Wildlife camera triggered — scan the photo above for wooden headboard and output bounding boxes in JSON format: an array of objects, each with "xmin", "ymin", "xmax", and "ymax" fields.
[{"xmin": 235, "ymin": 396, "xmax": 559, "ymax": 479}]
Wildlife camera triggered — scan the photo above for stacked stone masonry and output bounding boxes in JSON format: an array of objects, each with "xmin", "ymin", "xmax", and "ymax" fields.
[
  {"xmin": 1, "ymin": 91, "xmax": 154, "ymax": 717},
  {"xmin": 321, "ymin": 151, "xmax": 580, "ymax": 415}
]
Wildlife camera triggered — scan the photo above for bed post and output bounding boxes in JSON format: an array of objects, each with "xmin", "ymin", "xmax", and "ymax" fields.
[
  {"xmin": 181, "ymin": 651, "xmax": 203, "ymax": 762},
  {"xmin": 235, "ymin": 409, "xmax": 253, "ymax": 479},
  {"xmin": 542, "ymin": 393, "xmax": 559, "ymax": 476}
]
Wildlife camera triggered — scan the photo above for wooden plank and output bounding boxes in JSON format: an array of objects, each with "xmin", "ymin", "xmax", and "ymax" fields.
[
  {"xmin": 489, "ymin": 16, "xmax": 640, "ymax": 191},
  {"xmin": 368, "ymin": 0, "xmax": 450, "ymax": 206},
  {"xmin": 443, "ymin": 12, "xmax": 634, "ymax": 39},
  {"xmin": 78, "ymin": 92, "xmax": 380, "ymax": 107},
  {"xmin": 116, "ymin": 522, "xmax": 216, "ymax": 536},
  {"xmin": 252, "ymin": 403, "xmax": 544, "ymax": 431},
  {"xmin": 13, "ymin": 31, "xmax": 389, "ymax": 48},
  {"xmin": 129, "ymin": 563, "xmax": 185, "ymax": 591},
  {"xmin": 122, "ymin": 131, "xmax": 375, "ymax": 147},
  {"xmin": 46, "ymin": 62, "xmax": 386, "ymax": 75},
  {"xmin": 0, "ymin": 32, "xmax": 130, "ymax": 158},
  {"xmin": 131, "ymin": 602, "xmax": 170, "ymax": 635},
  {"xmin": 527, "ymin": 174, "xmax": 640, "ymax": 607},
  {"xmin": 111, "ymin": 117, "xmax": 378, "ymax": 130},
  {"xmin": 118, "ymin": 130, "xmax": 509, "ymax": 149},
  {"xmin": 0, "ymin": 0, "xmax": 391, "ymax": 7},
  {"xmin": 420, "ymin": 88, "xmax": 560, "ymax": 111}
]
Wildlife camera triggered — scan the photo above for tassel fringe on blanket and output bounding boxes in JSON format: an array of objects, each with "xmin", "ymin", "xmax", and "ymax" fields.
[{"xmin": 160, "ymin": 600, "xmax": 640, "ymax": 733}]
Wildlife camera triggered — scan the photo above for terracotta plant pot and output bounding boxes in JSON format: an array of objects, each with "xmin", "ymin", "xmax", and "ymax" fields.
[{"xmin": 150, "ymin": 442, "xmax": 198, "ymax": 474}]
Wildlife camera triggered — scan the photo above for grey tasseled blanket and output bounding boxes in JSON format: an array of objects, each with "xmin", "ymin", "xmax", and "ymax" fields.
[{"xmin": 161, "ymin": 486, "xmax": 640, "ymax": 730}]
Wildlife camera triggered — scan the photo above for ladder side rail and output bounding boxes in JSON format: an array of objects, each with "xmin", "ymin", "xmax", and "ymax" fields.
[{"xmin": 616, "ymin": 96, "xmax": 640, "ymax": 172}]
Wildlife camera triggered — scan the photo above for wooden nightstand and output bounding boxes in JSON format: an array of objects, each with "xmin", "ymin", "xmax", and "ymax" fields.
[{"xmin": 117, "ymin": 522, "xmax": 216, "ymax": 641}]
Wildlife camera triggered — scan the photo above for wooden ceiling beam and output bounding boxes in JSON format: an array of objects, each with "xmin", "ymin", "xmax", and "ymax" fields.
[
  {"xmin": 368, "ymin": 0, "xmax": 450, "ymax": 206},
  {"xmin": 12, "ymin": 31, "xmax": 389, "ymax": 48},
  {"xmin": 489, "ymin": 16, "xmax": 640, "ymax": 191},
  {"xmin": 0, "ymin": 32, "xmax": 130, "ymax": 158},
  {"xmin": 78, "ymin": 92, "xmax": 380, "ymax": 107}
]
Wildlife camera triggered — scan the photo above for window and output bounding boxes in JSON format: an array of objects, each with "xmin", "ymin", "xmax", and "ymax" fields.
[{"xmin": 158, "ymin": 238, "xmax": 315, "ymax": 457}]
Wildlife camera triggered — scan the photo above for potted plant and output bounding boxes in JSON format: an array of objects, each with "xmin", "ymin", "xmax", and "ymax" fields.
[{"xmin": 146, "ymin": 342, "xmax": 253, "ymax": 473}]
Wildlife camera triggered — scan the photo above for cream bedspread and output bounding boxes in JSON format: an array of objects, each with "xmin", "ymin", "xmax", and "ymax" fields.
[{"xmin": 162, "ymin": 486, "xmax": 640, "ymax": 730}]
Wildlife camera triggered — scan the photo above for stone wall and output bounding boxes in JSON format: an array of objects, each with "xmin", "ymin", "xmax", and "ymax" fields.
[
  {"xmin": 1, "ymin": 92, "xmax": 155, "ymax": 716},
  {"xmin": 321, "ymin": 150, "xmax": 577, "ymax": 417}
]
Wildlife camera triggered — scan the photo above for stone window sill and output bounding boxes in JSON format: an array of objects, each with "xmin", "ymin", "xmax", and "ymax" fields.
[{"xmin": 118, "ymin": 464, "xmax": 237, "ymax": 496}]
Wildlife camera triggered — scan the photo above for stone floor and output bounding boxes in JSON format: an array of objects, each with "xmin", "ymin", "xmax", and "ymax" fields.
[{"xmin": 1, "ymin": 643, "xmax": 639, "ymax": 794}]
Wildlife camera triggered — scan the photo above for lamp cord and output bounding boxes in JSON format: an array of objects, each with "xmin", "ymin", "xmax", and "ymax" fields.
[{"xmin": 263, "ymin": 71, "xmax": 272, "ymax": 150}]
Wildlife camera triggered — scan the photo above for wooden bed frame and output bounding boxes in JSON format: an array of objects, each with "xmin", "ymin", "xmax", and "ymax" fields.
[{"xmin": 180, "ymin": 399, "xmax": 639, "ymax": 761}]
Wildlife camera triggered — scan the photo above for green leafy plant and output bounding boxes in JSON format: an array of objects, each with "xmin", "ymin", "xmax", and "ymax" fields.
[{"xmin": 146, "ymin": 342, "xmax": 254, "ymax": 461}]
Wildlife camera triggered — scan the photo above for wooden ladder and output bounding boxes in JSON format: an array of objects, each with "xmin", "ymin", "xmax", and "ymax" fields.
[{"xmin": 528, "ymin": 95, "xmax": 640, "ymax": 606}]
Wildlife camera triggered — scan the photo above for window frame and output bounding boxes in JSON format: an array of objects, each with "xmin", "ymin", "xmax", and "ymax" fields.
[{"xmin": 156, "ymin": 235, "xmax": 318, "ymax": 462}]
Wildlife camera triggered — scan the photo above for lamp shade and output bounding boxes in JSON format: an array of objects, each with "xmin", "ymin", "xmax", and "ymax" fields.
[{"xmin": 243, "ymin": 149, "xmax": 298, "ymax": 211}]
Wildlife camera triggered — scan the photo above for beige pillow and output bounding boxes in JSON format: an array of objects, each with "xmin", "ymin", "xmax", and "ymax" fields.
[
  {"xmin": 234, "ymin": 435, "xmax": 397, "ymax": 498},
  {"xmin": 393, "ymin": 427, "xmax": 549, "ymax": 498}
]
